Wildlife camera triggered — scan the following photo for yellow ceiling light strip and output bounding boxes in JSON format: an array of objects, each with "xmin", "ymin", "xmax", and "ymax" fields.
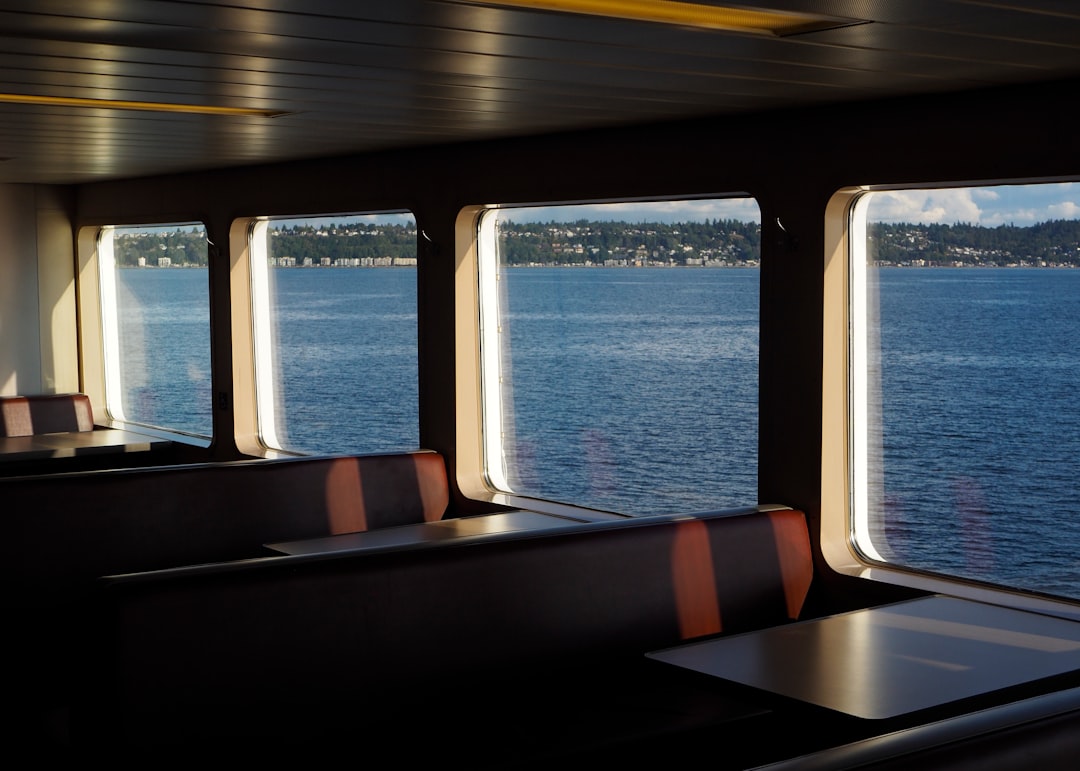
[
  {"xmin": 482, "ymin": 0, "xmax": 856, "ymax": 35},
  {"xmin": 0, "ymin": 92, "xmax": 288, "ymax": 117}
]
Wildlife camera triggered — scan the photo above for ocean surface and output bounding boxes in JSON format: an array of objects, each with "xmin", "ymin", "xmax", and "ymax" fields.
[
  {"xmin": 868, "ymin": 267, "xmax": 1080, "ymax": 597},
  {"xmin": 492, "ymin": 267, "xmax": 758, "ymax": 516},
  {"xmin": 116, "ymin": 266, "xmax": 1080, "ymax": 599}
]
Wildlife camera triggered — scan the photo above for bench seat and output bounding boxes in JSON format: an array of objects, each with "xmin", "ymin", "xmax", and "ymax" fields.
[
  {"xmin": 3, "ymin": 450, "xmax": 449, "ymax": 606},
  {"xmin": 68, "ymin": 506, "xmax": 815, "ymax": 757}
]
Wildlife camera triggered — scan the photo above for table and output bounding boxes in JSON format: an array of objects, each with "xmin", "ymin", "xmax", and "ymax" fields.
[
  {"xmin": 0, "ymin": 428, "xmax": 173, "ymax": 461},
  {"xmin": 645, "ymin": 594, "xmax": 1080, "ymax": 720},
  {"xmin": 265, "ymin": 510, "xmax": 581, "ymax": 555}
]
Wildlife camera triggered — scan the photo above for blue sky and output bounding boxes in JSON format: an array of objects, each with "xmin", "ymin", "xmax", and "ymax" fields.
[
  {"xmin": 268, "ymin": 181, "xmax": 1080, "ymax": 229},
  {"xmin": 495, "ymin": 197, "xmax": 761, "ymax": 224},
  {"xmin": 270, "ymin": 199, "xmax": 761, "ymax": 228},
  {"xmin": 272, "ymin": 212, "xmax": 416, "ymax": 229},
  {"xmin": 492, "ymin": 183, "xmax": 1080, "ymax": 226}
]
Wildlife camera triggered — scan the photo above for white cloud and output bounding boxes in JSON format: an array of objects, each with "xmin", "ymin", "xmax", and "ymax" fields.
[
  {"xmin": 1049, "ymin": 201, "xmax": 1080, "ymax": 220},
  {"xmin": 867, "ymin": 183, "xmax": 1080, "ymax": 226},
  {"xmin": 867, "ymin": 189, "xmax": 981, "ymax": 225}
]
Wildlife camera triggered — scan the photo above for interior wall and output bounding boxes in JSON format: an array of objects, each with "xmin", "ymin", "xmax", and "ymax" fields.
[
  {"xmin": 0, "ymin": 184, "xmax": 43, "ymax": 395},
  {"xmin": 0, "ymin": 184, "xmax": 77, "ymax": 397},
  {"xmin": 35, "ymin": 186, "xmax": 78, "ymax": 395}
]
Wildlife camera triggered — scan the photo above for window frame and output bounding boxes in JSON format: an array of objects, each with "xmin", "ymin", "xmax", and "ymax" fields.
[
  {"xmin": 460, "ymin": 196, "xmax": 763, "ymax": 518},
  {"xmin": 77, "ymin": 222, "xmax": 213, "ymax": 445},
  {"xmin": 821, "ymin": 184, "xmax": 1080, "ymax": 619},
  {"xmin": 457, "ymin": 203, "xmax": 633, "ymax": 515},
  {"xmin": 231, "ymin": 211, "xmax": 422, "ymax": 458}
]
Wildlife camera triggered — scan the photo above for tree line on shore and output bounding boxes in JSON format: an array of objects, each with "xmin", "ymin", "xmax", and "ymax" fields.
[
  {"xmin": 870, "ymin": 219, "xmax": 1080, "ymax": 266},
  {"xmin": 111, "ymin": 218, "xmax": 1080, "ymax": 268}
]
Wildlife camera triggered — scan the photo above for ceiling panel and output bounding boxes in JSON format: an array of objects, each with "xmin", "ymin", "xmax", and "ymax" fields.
[{"xmin": 0, "ymin": 0, "xmax": 1077, "ymax": 183}]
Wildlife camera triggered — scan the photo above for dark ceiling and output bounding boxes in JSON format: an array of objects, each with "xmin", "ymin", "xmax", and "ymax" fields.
[{"xmin": 1, "ymin": 0, "xmax": 1078, "ymax": 184}]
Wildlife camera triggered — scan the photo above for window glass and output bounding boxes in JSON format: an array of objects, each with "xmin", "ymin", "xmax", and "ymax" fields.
[
  {"xmin": 99, "ymin": 223, "xmax": 211, "ymax": 436},
  {"xmin": 479, "ymin": 198, "xmax": 761, "ymax": 515},
  {"xmin": 249, "ymin": 212, "xmax": 419, "ymax": 454},
  {"xmin": 852, "ymin": 182, "xmax": 1080, "ymax": 599}
]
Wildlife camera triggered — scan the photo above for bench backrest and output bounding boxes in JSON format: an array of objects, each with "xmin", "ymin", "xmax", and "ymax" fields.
[
  {"xmin": 0, "ymin": 393, "xmax": 94, "ymax": 436},
  {"xmin": 3, "ymin": 450, "xmax": 449, "ymax": 605},
  {"xmin": 79, "ymin": 507, "xmax": 812, "ymax": 721}
]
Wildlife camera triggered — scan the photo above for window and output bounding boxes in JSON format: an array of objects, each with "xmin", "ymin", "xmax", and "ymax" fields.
[
  {"xmin": 246, "ymin": 212, "xmax": 419, "ymax": 454},
  {"xmin": 98, "ymin": 223, "xmax": 211, "ymax": 437},
  {"xmin": 477, "ymin": 198, "xmax": 761, "ymax": 515},
  {"xmin": 848, "ymin": 181, "xmax": 1080, "ymax": 600}
]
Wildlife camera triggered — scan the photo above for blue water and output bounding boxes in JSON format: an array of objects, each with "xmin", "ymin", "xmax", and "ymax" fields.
[
  {"xmin": 118, "ymin": 265, "xmax": 1080, "ymax": 599},
  {"xmin": 265, "ymin": 267, "xmax": 419, "ymax": 452},
  {"xmin": 494, "ymin": 267, "xmax": 758, "ymax": 515},
  {"xmin": 115, "ymin": 268, "xmax": 212, "ymax": 434},
  {"xmin": 870, "ymin": 267, "xmax": 1080, "ymax": 597}
]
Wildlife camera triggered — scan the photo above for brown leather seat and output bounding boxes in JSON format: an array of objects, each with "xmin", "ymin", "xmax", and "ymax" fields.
[{"xmin": 0, "ymin": 393, "xmax": 95, "ymax": 436}]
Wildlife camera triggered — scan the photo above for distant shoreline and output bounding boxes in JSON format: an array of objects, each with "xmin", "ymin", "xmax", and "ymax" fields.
[{"xmin": 122, "ymin": 262, "xmax": 1079, "ymax": 270}]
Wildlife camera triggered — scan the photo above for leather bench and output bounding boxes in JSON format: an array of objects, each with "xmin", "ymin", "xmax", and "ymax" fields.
[
  {"xmin": 3, "ymin": 449, "xmax": 449, "ymax": 606},
  {"xmin": 71, "ymin": 506, "xmax": 814, "ymax": 756}
]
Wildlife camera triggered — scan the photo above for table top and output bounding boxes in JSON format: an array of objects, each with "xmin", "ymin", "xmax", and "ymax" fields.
[
  {"xmin": 646, "ymin": 594, "xmax": 1080, "ymax": 720},
  {"xmin": 0, "ymin": 428, "xmax": 172, "ymax": 461},
  {"xmin": 265, "ymin": 510, "xmax": 581, "ymax": 555}
]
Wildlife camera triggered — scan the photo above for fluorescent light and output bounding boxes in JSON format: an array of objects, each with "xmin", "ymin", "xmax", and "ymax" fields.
[
  {"xmin": 480, "ymin": 0, "xmax": 860, "ymax": 35},
  {"xmin": 0, "ymin": 92, "xmax": 288, "ymax": 117}
]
